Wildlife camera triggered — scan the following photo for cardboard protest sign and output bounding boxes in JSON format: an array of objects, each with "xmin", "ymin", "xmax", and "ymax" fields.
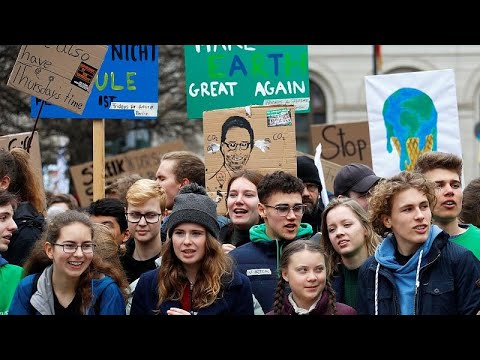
[
  {"xmin": 70, "ymin": 140, "xmax": 185, "ymax": 207},
  {"xmin": 310, "ymin": 121, "xmax": 372, "ymax": 167},
  {"xmin": 204, "ymin": 105, "xmax": 296, "ymax": 214},
  {"xmin": 31, "ymin": 45, "xmax": 158, "ymax": 119},
  {"xmin": 0, "ymin": 131, "xmax": 43, "ymax": 191},
  {"xmin": 185, "ymin": 45, "xmax": 310, "ymax": 119},
  {"xmin": 365, "ymin": 69, "xmax": 462, "ymax": 177},
  {"xmin": 8, "ymin": 45, "xmax": 108, "ymax": 115}
]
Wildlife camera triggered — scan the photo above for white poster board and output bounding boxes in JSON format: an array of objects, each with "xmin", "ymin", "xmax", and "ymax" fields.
[{"xmin": 365, "ymin": 69, "xmax": 462, "ymax": 177}]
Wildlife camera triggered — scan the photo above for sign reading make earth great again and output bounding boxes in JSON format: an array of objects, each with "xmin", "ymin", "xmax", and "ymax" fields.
[
  {"xmin": 185, "ymin": 45, "xmax": 310, "ymax": 119},
  {"xmin": 31, "ymin": 45, "xmax": 158, "ymax": 119}
]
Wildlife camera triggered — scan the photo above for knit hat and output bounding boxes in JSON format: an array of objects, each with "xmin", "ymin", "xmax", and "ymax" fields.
[
  {"xmin": 297, "ymin": 156, "xmax": 322, "ymax": 190},
  {"xmin": 166, "ymin": 183, "xmax": 220, "ymax": 239},
  {"xmin": 333, "ymin": 163, "xmax": 381, "ymax": 196}
]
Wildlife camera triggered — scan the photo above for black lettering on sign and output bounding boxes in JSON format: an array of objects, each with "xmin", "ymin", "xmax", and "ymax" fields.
[
  {"xmin": 321, "ymin": 125, "xmax": 367, "ymax": 161},
  {"xmin": 111, "ymin": 45, "xmax": 156, "ymax": 62}
]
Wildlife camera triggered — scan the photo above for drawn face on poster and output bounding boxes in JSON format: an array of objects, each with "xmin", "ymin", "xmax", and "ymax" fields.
[{"xmin": 220, "ymin": 116, "xmax": 255, "ymax": 173}]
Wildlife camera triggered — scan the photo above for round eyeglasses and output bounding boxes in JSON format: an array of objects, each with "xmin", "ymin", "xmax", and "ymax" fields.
[{"xmin": 263, "ymin": 204, "xmax": 306, "ymax": 217}]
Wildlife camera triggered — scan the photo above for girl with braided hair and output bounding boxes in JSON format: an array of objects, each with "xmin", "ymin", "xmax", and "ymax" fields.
[{"xmin": 268, "ymin": 239, "xmax": 356, "ymax": 315}]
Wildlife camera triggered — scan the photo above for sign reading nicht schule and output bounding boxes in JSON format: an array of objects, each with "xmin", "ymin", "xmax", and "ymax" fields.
[{"xmin": 31, "ymin": 45, "xmax": 158, "ymax": 119}]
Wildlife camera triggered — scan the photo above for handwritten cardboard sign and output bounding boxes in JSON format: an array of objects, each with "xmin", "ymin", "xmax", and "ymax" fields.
[
  {"xmin": 203, "ymin": 105, "xmax": 296, "ymax": 214},
  {"xmin": 0, "ymin": 131, "xmax": 43, "ymax": 191},
  {"xmin": 185, "ymin": 45, "xmax": 310, "ymax": 119},
  {"xmin": 70, "ymin": 140, "xmax": 185, "ymax": 207},
  {"xmin": 31, "ymin": 45, "xmax": 158, "ymax": 119},
  {"xmin": 8, "ymin": 45, "xmax": 108, "ymax": 115},
  {"xmin": 310, "ymin": 121, "xmax": 372, "ymax": 167}
]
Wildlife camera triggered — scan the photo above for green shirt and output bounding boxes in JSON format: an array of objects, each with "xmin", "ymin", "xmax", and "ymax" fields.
[
  {"xmin": 450, "ymin": 224, "xmax": 480, "ymax": 260},
  {"xmin": 0, "ymin": 263, "xmax": 23, "ymax": 315}
]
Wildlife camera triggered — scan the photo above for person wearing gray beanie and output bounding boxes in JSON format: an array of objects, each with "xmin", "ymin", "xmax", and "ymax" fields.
[
  {"xmin": 130, "ymin": 182, "xmax": 255, "ymax": 315},
  {"xmin": 166, "ymin": 183, "xmax": 220, "ymax": 239}
]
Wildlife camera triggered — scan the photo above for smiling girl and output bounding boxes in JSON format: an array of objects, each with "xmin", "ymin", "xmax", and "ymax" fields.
[{"xmin": 9, "ymin": 210, "xmax": 128, "ymax": 315}]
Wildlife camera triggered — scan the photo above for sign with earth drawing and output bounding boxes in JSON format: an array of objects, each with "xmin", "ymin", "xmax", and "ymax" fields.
[{"xmin": 365, "ymin": 69, "xmax": 462, "ymax": 178}]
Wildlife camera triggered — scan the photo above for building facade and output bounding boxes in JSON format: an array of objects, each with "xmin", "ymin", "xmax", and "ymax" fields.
[{"xmin": 303, "ymin": 45, "xmax": 480, "ymax": 184}]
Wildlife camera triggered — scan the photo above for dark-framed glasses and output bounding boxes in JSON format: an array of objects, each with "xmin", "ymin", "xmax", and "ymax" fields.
[
  {"xmin": 222, "ymin": 141, "xmax": 251, "ymax": 151},
  {"xmin": 53, "ymin": 242, "xmax": 96, "ymax": 254},
  {"xmin": 125, "ymin": 212, "xmax": 161, "ymax": 224},
  {"xmin": 263, "ymin": 204, "xmax": 306, "ymax": 217}
]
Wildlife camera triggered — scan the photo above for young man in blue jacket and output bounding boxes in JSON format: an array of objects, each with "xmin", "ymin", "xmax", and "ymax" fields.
[
  {"xmin": 357, "ymin": 171, "xmax": 480, "ymax": 315},
  {"xmin": 230, "ymin": 171, "xmax": 313, "ymax": 313}
]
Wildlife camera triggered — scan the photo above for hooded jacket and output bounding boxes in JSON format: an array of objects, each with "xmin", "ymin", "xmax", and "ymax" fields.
[
  {"xmin": 0, "ymin": 255, "xmax": 23, "ymax": 315},
  {"xmin": 8, "ymin": 265, "xmax": 126, "ymax": 315},
  {"xmin": 229, "ymin": 222, "xmax": 313, "ymax": 313},
  {"xmin": 357, "ymin": 225, "xmax": 480, "ymax": 315}
]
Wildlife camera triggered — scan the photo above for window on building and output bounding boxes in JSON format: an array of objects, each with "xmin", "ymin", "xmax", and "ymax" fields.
[{"xmin": 295, "ymin": 80, "xmax": 326, "ymax": 154}]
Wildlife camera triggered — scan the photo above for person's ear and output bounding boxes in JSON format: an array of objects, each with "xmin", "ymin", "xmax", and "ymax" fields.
[
  {"xmin": 0, "ymin": 175, "xmax": 11, "ymax": 190},
  {"xmin": 180, "ymin": 178, "xmax": 190, "ymax": 187},
  {"xmin": 382, "ymin": 215, "xmax": 392, "ymax": 229},
  {"xmin": 44, "ymin": 242, "xmax": 54, "ymax": 260},
  {"xmin": 281, "ymin": 270, "xmax": 288, "ymax": 283},
  {"xmin": 258, "ymin": 203, "xmax": 267, "ymax": 219},
  {"xmin": 122, "ymin": 229, "xmax": 130, "ymax": 242}
]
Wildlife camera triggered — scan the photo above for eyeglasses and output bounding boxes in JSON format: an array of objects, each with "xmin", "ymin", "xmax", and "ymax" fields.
[
  {"xmin": 263, "ymin": 204, "xmax": 306, "ymax": 217},
  {"xmin": 222, "ymin": 141, "xmax": 251, "ymax": 151},
  {"xmin": 53, "ymin": 243, "xmax": 96, "ymax": 254},
  {"xmin": 125, "ymin": 212, "xmax": 161, "ymax": 224}
]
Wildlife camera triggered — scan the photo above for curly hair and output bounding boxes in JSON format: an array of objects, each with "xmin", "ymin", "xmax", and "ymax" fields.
[
  {"xmin": 368, "ymin": 171, "xmax": 437, "ymax": 237},
  {"xmin": 320, "ymin": 197, "xmax": 380, "ymax": 276}
]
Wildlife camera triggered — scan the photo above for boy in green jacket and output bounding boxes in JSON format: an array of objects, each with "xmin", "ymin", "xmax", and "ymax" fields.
[{"xmin": 0, "ymin": 190, "xmax": 23, "ymax": 315}]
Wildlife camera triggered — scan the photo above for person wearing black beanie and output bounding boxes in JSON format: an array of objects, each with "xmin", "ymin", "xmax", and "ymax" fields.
[
  {"xmin": 130, "ymin": 183, "xmax": 254, "ymax": 315},
  {"xmin": 296, "ymin": 155, "xmax": 325, "ymax": 234}
]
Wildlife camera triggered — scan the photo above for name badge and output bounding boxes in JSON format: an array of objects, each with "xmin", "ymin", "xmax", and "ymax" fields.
[{"xmin": 246, "ymin": 268, "xmax": 272, "ymax": 276}]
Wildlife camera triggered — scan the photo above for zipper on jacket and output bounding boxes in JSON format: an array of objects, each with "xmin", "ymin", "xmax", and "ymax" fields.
[
  {"xmin": 414, "ymin": 252, "xmax": 440, "ymax": 315},
  {"xmin": 189, "ymin": 281, "xmax": 194, "ymax": 315}
]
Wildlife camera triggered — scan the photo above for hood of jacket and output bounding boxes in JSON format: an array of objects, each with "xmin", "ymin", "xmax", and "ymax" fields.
[
  {"xmin": 375, "ymin": 224, "xmax": 441, "ymax": 272},
  {"xmin": 249, "ymin": 223, "xmax": 313, "ymax": 243},
  {"xmin": 373, "ymin": 224, "xmax": 442, "ymax": 314}
]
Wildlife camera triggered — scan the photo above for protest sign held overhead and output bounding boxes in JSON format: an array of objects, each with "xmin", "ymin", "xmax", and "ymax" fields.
[
  {"xmin": 310, "ymin": 121, "xmax": 372, "ymax": 167},
  {"xmin": 31, "ymin": 45, "xmax": 158, "ymax": 119},
  {"xmin": 365, "ymin": 69, "xmax": 462, "ymax": 177},
  {"xmin": 8, "ymin": 45, "xmax": 108, "ymax": 114},
  {"xmin": 185, "ymin": 45, "xmax": 310, "ymax": 119},
  {"xmin": 203, "ymin": 105, "xmax": 296, "ymax": 214}
]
